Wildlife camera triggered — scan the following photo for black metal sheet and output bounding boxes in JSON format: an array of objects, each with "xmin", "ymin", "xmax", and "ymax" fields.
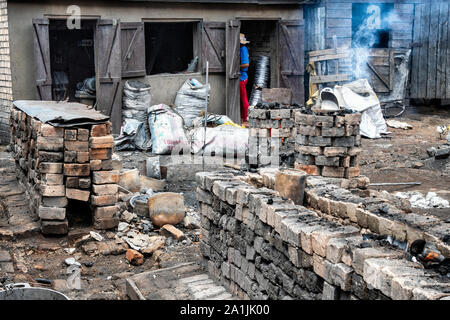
[{"xmin": 13, "ymin": 100, "xmax": 110, "ymax": 127}]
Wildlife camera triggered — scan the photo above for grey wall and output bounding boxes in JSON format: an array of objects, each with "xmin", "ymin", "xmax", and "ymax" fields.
[{"xmin": 8, "ymin": 0, "xmax": 302, "ymax": 116}]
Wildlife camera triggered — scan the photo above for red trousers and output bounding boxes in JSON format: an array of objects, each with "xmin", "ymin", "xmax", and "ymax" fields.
[{"xmin": 240, "ymin": 79, "xmax": 249, "ymax": 122}]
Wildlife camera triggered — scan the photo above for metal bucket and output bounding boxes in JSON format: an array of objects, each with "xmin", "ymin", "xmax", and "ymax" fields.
[{"xmin": 0, "ymin": 283, "xmax": 69, "ymax": 300}]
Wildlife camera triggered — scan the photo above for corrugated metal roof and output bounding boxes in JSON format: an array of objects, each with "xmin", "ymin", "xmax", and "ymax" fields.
[{"xmin": 13, "ymin": 100, "xmax": 109, "ymax": 127}]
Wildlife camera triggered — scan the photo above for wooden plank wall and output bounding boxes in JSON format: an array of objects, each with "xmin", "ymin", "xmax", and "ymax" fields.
[{"xmin": 410, "ymin": 1, "xmax": 449, "ymax": 99}]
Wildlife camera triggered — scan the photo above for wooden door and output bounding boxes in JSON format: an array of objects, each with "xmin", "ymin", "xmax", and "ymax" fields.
[
  {"xmin": 279, "ymin": 20, "xmax": 305, "ymax": 105},
  {"xmin": 120, "ymin": 22, "xmax": 146, "ymax": 78},
  {"xmin": 32, "ymin": 18, "xmax": 52, "ymax": 100},
  {"xmin": 202, "ymin": 21, "xmax": 226, "ymax": 73},
  {"xmin": 365, "ymin": 49, "xmax": 394, "ymax": 94},
  {"xmin": 410, "ymin": 1, "xmax": 450, "ymax": 99},
  {"xmin": 225, "ymin": 19, "xmax": 241, "ymax": 124},
  {"xmin": 95, "ymin": 19, "xmax": 122, "ymax": 134}
]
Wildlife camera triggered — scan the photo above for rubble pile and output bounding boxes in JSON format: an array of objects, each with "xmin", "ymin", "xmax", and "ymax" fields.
[
  {"xmin": 248, "ymin": 103, "xmax": 301, "ymax": 167},
  {"xmin": 196, "ymin": 170, "xmax": 450, "ymax": 300},
  {"xmin": 294, "ymin": 111, "xmax": 362, "ymax": 178},
  {"xmin": 10, "ymin": 106, "xmax": 119, "ymax": 235}
]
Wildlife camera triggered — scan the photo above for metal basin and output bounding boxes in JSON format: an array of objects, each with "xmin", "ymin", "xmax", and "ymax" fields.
[{"xmin": 0, "ymin": 283, "xmax": 69, "ymax": 300}]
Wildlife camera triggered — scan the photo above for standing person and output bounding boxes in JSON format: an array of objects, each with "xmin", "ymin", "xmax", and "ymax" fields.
[{"xmin": 239, "ymin": 33, "xmax": 250, "ymax": 126}]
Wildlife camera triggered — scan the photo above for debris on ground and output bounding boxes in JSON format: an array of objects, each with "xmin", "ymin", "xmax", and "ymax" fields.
[
  {"xmin": 395, "ymin": 191, "xmax": 450, "ymax": 208},
  {"xmin": 386, "ymin": 119, "xmax": 413, "ymax": 130}
]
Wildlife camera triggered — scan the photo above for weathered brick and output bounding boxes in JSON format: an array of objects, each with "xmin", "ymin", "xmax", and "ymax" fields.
[
  {"xmin": 90, "ymin": 194, "xmax": 118, "ymax": 206},
  {"xmin": 323, "ymin": 147, "xmax": 348, "ymax": 157},
  {"xmin": 90, "ymin": 148, "xmax": 112, "ymax": 160},
  {"xmin": 39, "ymin": 162, "xmax": 63, "ymax": 174},
  {"xmin": 92, "ymin": 183, "xmax": 118, "ymax": 195},
  {"xmin": 92, "ymin": 170, "xmax": 120, "ymax": 184},
  {"xmin": 91, "ymin": 123, "xmax": 111, "ymax": 137},
  {"xmin": 64, "ymin": 163, "xmax": 90, "ymax": 176},
  {"xmin": 66, "ymin": 188, "xmax": 90, "ymax": 201},
  {"xmin": 40, "ymin": 185, "xmax": 65, "ymax": 197},
  {"xmin": 65, "ymin": 177, "xmax": 79, "ymax": 188},
  {"xmin": 77, "ymin": 151, "xmax": 89, "ymax": 163},
  {"xmin": 37, "ymin": 205, "xmax": 66, "ymax": 221},
  {"xmin": 89, "ymin": 135, "xmax": 114, "ymax": 149},
  {"xmin": 322, "ymin": 166, "xmax": 345, "ymax": 178},
  {"xmin": 77, "ymin": 128, "xmax": 89, "ymax": 141},
  {"xmin": 64, "ymin": 129, "xmax": 77, "ymax": 141},
  {"xmin": 294, "ymin": 163, "xmax": 321, "ymax": 176},
  {"xmin": 41, "ymin": 219, "xmax": 69, "ymax": 235},
  {"xmin": 65, "ymin": 140, "xmax": 89, "ymax": 152},
  {"xmin": 41, "ymin": 173, "xmax": 63, "ymax": 185},
  {"xmin": 40, "ymin": 124, "xmax": 64, "ymax": 137},
  {"xmin": 36, "ymin": 136, "xmax": 64, "ymax": 151}
]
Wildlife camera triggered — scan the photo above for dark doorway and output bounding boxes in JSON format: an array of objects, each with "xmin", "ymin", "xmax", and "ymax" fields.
[
  {"xmin": 66, "ymin": 199, "xmax": 92, "ymax": 228},
  {"xmin": 240, "ymin": 20, "xmax": 278, "ymax": 97},
  {"xmin": 49, "ymin": 19, "xmax": 96, "ymax": 101},
  {"xmin": 144, "ymin": 22, "xmax": 195, "ymax": 75}
]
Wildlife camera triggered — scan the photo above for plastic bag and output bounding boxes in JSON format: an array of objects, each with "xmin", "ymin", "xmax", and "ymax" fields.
[
  {"xmin": 190, "ymin": 125, "xmax": 248, "ymax": 156},
  {"xmin": 333, "ymin": 79, "xmax": 388, "ymax": 139},
  {"xmin": 148, "ymin": 104, "xmax": 189, "ymax": 155},
  {"xmin": 114, "ymin": 118, "xmax": 152, "ymax": 151},
  {"xmin": 174, "ymin": 78, "xmax": 210, "ymax": 127}
]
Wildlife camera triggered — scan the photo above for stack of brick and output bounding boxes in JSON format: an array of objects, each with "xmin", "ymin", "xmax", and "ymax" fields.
[
  {"xmin": 248, "ymin": 105, "xmax": 299, "ymax": 167},
  {"xmin": 196, "ymin": 170, "xmax": 449, "ymax": 300},
  {"xmin": 9, "ymin": 106, "xmax": 119, "ymax": 235},
  {"xmin": 294, "ymin": 112, "xmax": 362, "ymax": 178},
  {"xmin": 89, "ymin": 123, "xmax": 120, "ymax": 230}
]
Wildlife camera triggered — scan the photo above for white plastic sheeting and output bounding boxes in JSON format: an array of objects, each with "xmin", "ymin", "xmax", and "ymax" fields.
[
  {"xmin": 333, "ymin": 79, "xmax": 388, "ymax": 139},
  {"xmin": 148, "ymin": 104, "xmax": 189, "ymax": 155},
  {"xmin": 174, "ymin": 78, "xmax": 210, "ymax": 127},
  {"xmin": 190, "ymin": 125, "xmax": 248, "ymax": 156}
]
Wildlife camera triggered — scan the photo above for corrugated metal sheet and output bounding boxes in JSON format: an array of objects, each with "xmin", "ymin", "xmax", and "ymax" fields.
[{"xmin": 13, "ymin": 100, "xmax": 110, "ymax": 127}]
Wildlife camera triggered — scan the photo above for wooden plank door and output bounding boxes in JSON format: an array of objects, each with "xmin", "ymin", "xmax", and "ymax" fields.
[
  {"xmin": 95, "ymin": 19, "xmax": 122, "ymax": 134},
  {"xmin": 279, "ymin": 20, "xmax": 305, "ymax": 105},
  {"xmin": 225, "ymin": 19, "xmax": 241, "ymax": 124},
  {"xmin": 365, "ymin": 49, "xmax": 393, "ymax": 94},
  {"xmin": 202, "ymin": 21, "xmax": 226, "ymax": 73},
  {"xmin": 410, "ymin": 2, "xmax": 450, "ymax": 99},
  {"xmin": 32, "ymin": 18, "xmax": 52, "ymax": 100},
  {"xmin": 120, "ymin": 22, "xmax": 146, "ymax": 78}
]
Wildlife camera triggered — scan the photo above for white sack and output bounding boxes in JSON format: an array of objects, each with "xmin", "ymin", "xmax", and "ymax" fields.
[
  {"xmin": 333, "ymin": 79, "xmax": 388, "ymax": 139},
  {"xmin": 147, "ymin": 104, "xmax": 189, "ymax": 155},
  {"xmin": 190, "ymin": 125, "xmax": 248, "ymax": 156}
]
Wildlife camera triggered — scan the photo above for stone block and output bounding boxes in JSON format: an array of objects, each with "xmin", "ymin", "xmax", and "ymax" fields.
[
  {"xmin": 41, "ymin": 219, "xmax": 69, "ymax": 235},
  {"xmin": 89, "ymin": 135, "xmax": 114, "ymax": 149},
  {"xmin": 90, "ymin": 148, "xmax": 112, "ymax": 160},
  {"xmin": 92, "ymin": 170, "xmax": 120, "ymax": 184},
  {"xmin": 64, "ymin": 129, "xmax": 77, "ymax": 141},
  {"xmin": 77, "ymin": 128, "xmax": 89, "ymax": 141},
  {"xmin": 90, "ymin": 194, "xmax": 118, "ymax": 206},
  {"xmin": 39, "ymin": 162, "xmax": 63, "ymax": 174},
  {"xmin": 64, "ymin": 164, "xmax": 90, "ymax": 176},
  {"xmin": 94, "ymin": 205, "xmax": 119, "ymax": 219},
  {"xmin": 42, "ymin": 196, "xmax": 68, "ymax": 208},
  {"xmin": 311, "ymin": 226, "xmax": 359, "ymax": 257},
  {"xmin": 66, "ymin": 177, "xmax": 79, "ymax": 188},
  {"xmin": 322, "ymin": 166, "xmax": 345, "ymax": 178},
  {"xmin": 65, "ymin": 140, "xmax": 89, "ymax": 152},
  {"xmin": 92, "ymin": 183, "xmax": 118, "ymax": 195},
  {"xmin": 40, "ymin": 185, "xmax": 65, "ymax": 197},
  {"xmin": 94, "ymin": 217, "xmax": 119, "ymax": 230},
  {"xmin": 38, "ymin": 206, "xmax": 66, "ymax": 220},
  {"xmin": 352, "ymin": 247, "xmax": 402, "ymax": 275},
  {"xmin": 40, "ymin": 124, "xmax": 64, "ymax": 137},
  {"xmin": 275, "ymin": 169, "xmax": 307, "ymax": 205},
  {"xmin": 66, "ymin": 188, "xmax": 90, "ymax": 202},
  {"xmin": 41, "ymin": 173, "xmax": 63, "ymax": 186}
]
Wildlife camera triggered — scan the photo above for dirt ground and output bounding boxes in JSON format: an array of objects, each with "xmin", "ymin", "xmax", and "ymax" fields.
[
  {"xmin": 360, "ymin": 105, "xmax": 450, "ymax": 200},
  {"xmin": 0, "ymin": 104, "xmax": 449, "ymax": 300}
]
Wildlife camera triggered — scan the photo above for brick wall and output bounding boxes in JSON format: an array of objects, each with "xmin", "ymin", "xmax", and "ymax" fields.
[{"xmin": 0, "ymin": 0, "xmax": 12, "ymax": 145}]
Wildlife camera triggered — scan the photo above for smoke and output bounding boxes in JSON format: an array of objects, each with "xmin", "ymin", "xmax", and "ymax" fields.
[{"xmin": 351, "ymin": 5, "xmax": 402, "ymax": 80}]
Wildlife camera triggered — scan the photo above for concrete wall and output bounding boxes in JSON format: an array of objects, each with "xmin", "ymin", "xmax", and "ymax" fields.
[
  {"xmin": 0, "ymin": 0, "xmax": 12, "ymax": 144},
  {"xmin": 7, "ymin": 0, "xmax": 303, "ymax": 118}
]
